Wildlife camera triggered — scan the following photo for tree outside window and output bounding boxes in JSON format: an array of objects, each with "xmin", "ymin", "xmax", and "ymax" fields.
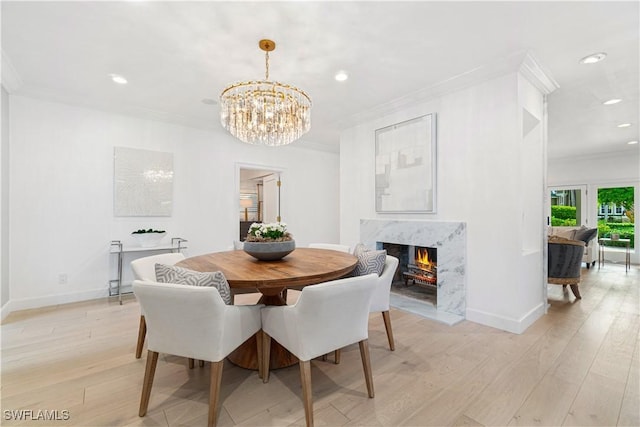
[{"xmin": 598, "ymin": 186, "xmax": 635, "ymax": 248}]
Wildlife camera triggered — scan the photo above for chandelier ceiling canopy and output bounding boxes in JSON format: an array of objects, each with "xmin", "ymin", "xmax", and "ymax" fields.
[{"xmin": 220, "ymin": 39, "xmax": 312, "ymax": 147}]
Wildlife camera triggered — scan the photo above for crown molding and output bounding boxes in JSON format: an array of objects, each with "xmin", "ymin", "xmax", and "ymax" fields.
[
  {"xmin": 1, "ymin": 50, "xmax": 23, "ymax": 93},
  {"xmin": 337, "ymin": 50, "xmax": 557, "ymax": 129},
  {"xmin": 519, "ymin": 52, "xmax": 559, "ymax": 95}
]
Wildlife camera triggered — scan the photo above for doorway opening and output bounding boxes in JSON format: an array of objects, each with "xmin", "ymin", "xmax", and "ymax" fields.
[{"xmin": 238, "ymin": 165, "xmax": 283, "ymax": 241}]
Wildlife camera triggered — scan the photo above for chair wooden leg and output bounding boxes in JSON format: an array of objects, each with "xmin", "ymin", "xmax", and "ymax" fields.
[
  {"xmin": 139, "ymin": 350, "xmax": 159, "ymax": 417},
  {"xmin": 262, "ymin": 331, "xmax": 272, "ymax": 383},
  {"xmin": 135, "ymin": 315, "xmax": 146, "ymax": 359},
  {"xmin": 199, "ymin": 360, "xmax": 205, "ymax": 367},
  {"xmin": 299, "ymin": 360, "xmax": 314, "ymax": 427},
  {"xmin": 256, "ymin": 330, "xmax": 264, "ymax": 379},
  {"xmin": 570, "ymin": 284, "xmax": 582, "ymax": 300},
  {"xmin": 334, "ymin": 349, "xmax": 341, "ymax": 364},
  {"xmin": 208, "ymin": 360, "xmax": 224, "ymax": 427},
  {"xmin": 381, "ymin": 311, "xmax": 395, "ymax": 351},
  {"xmin": 359, "ymin": 340, "xmax": 374, "ymax": 398},
  {"xmin": 188, "ymin": 358, "xmax": 195, "ymax": 369}
]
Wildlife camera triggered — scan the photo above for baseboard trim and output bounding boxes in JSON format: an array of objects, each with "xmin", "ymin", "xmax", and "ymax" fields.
[
  {"xmin": 1, "ymin": 300, "xmax": 14, "ymax": 321},
  {"xmin": 466, "ymin": 302, "xmax": 545, "ymax": 334},
  {"xmin": 1, "ymin": 288, "xmax": 110, "ymax": 319}
]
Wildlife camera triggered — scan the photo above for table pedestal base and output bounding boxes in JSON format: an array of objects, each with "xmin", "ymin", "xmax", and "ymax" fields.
[
  {"xmin": 228, "ymin": 287, "xmax": 298, "ymax": 370},
  {"xmin": 227, "ymin": 333, "xmax": 299, "ymax": 370}
]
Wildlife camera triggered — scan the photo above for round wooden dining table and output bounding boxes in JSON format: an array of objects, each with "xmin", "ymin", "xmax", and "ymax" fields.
[{"xmin": 176, "ymin": 247, "xmax": 357, "ymax": 370}]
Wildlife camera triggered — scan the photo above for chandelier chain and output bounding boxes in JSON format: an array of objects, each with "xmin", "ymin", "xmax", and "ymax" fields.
[{"xmin": 265, "ymin": 51, "xmax": 270, "ymax": 81}]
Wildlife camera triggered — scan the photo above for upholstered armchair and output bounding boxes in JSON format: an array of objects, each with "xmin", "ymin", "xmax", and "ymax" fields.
[
  {"xmin": 260, "ymin": 274, "xmax": 378, "ymax": 427},
  {"xmin": 133, "ymin": 280, "xmax": 263, "ymax": 427},
  {"xmin": 548, "ymin": 226, "xmax": 598, "ymax": 268},
  {"xmin": 308, "ymin": 243, "xmax": 351, "ymax": 253},
  {"xmin": 548, "ymin": 236, "xmax": 586, "ymax": 299},
  {"xmin": 130, "ymin": 253, "xmax": 186, "ymax": 358},
  {"xmin": 370, "ymin": 255, "xmax": 400, "ymax": 350}
]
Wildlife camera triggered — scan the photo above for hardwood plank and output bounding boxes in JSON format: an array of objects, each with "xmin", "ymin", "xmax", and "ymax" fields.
[
  {"xmin": 618, "ymin": 339, "xmax": 640, "ymax": 427},
  {"xmin": 562, "ymin": 373, "xmax": 626, "ymax": 426},
  {"xmin": 507, "ymin": 375, "xmax": 580, "ymax": 426}
]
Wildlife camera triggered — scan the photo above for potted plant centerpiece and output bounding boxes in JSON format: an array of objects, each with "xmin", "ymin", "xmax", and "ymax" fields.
[
  {"xmin": 243, "ymin": 222, "xmax": 295, "ymax": 261},
  {"xmin": 131, "ymin": 228, "xmax": 166, "ymax": 248}
]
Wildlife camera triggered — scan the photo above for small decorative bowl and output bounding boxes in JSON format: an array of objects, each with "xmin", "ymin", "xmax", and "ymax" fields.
[{"xmin": 243, "ymin": 240, "xmax": 295, "ymax": 261}]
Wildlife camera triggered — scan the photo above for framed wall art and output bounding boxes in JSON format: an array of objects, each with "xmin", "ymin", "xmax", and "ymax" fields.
[
  {"xmin": 114, "ymin": 147, "xmax": 174, "ymax": 217},
  {"xmin": 375, "ymin": 113, "xmax": 436, "ymax": 213}
]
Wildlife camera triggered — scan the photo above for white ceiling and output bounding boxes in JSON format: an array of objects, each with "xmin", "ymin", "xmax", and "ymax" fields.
[{"xmin": 2, "ymin": 1, "xmax": 638, "ymax": 159}]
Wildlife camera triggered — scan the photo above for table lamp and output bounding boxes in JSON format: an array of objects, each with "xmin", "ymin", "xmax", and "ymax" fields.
[{"xmin": 240, "ymin": 199, "xmax": 253, "ymax": 221}]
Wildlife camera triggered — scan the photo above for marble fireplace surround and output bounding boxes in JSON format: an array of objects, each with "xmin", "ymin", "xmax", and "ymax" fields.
[{"xmin": 361, "ymin": 219, "xmax": 466, "ymax": 323}]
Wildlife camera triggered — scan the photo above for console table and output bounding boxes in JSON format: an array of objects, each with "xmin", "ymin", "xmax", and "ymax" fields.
[
  {"xmin": 110, "ymin": 237, "xmax": 188, "ymax": 304},
  {"xmin": 598, "ymin": 238, "xmax": 631, "ymax": 273}
]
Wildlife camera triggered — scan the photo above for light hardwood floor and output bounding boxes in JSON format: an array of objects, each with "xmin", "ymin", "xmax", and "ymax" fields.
[{"xmin": 1, "ymin": 263, "xmax": 638, "ymax": 426}]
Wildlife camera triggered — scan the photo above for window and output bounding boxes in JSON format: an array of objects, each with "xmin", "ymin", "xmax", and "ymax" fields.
[{"xmin": 597, "ymin": 186, "xmax": 635, "ymax": 249}]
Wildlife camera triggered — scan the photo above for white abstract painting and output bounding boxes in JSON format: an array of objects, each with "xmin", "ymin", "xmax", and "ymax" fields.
[
  {"xmin": 114, "ymin": 147, "xmax": 173, "ymax": 216},
  {"xmin": 375, "ymin": 114, "xmax": 436, "ymax": 213}
]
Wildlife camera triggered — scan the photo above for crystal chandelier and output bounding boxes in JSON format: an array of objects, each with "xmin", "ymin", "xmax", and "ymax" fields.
[{"xmin": 220, "ymin": 39, "xmax": 312, "ymax": 146}]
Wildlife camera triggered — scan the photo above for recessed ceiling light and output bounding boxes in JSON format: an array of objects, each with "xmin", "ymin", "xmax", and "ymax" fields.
[
  {"xmin": 579, "ymin": 52, "xmax": 607, "ymax": 64},
  {"xmin": 617, "ymin": 123, "xmax": 632, "ymax": 128},
  {"xmin": 334, "ymin": 71, "xmax": 349, "ymax": 82},
  {"xmin": 603, "ymin": 98, "xmax": 622, "ymax": 105},
  {"xmin": 109, "ymin": 74, "xmax": 128, "ymax": 84},
  {"xmin": 201, "ymin": 98, "xmax": 217, "ymax": 105},
  {"xmin": 627, "ymin": 140, "xmax": 638, "ymax": 145}
]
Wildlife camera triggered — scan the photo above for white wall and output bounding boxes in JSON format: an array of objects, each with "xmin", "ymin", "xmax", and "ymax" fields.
[
  {"xmin": 6, "ymin": 95, "xmax": 339, "ymax": 312},
  {"xmin": 1, "ymin": 87, "xmax": 10, "ymax": 309},
  {"xmin": 548, "ymin": 151, "xmax": 640, "ymax": 264},
  {"xmin": 340, "ymin": 72, "xmax": 547, "ymax": 333}
]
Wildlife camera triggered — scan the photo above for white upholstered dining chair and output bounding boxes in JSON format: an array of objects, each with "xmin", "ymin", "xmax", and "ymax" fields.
[
  {"xmin": 130, "ymin": 252, "xmax": 186, "ymax": 359},
  {"xmin": 260, "ymin": 274, "xmax": 378, "ymax": 427},
  {"xmin": 308, "ymin": 243, "xmax": 351, "ymax": 253},
  {"xmin": 330, "ymin": 255, "xmax": 399, "ymax": 365},
  {"xmin": 133, "ymin": 280, "xmax": 263, "ymax": 427},
  {"xmin": 372, "ymin": 255, "xmax": 400, "ymax": 351},
  {"xmin": 304, "ymin": 243, "xmax": 352, "ymax": 307}
]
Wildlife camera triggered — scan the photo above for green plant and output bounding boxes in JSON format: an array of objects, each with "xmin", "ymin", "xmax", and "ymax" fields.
[
  {"xmin": 132, "ymin": 228, "xmax": 166, "ymax": 234},
  {"xmin": 598, "ymin": 220, "xmax": 635, "ymax": 248},
  {"xmin": 551, "ymin": 205, "xmax": 577, "ymax": 220},
  {"xmin": 551, "ymin": 218, "xmax": 577, "ymax": 226},
  {"xmin": 246, "ymin": 222, "xmax": 292, "ymax": 242},
  {"xmin": 597, "ymin": 222, "xmax": 611, "ymax": 238},
  {"xmin": 598, "ymin": 186, "xmax": 635, "ymax": 223}
]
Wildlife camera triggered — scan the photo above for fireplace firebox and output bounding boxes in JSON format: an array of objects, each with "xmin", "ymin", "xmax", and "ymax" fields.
[
  {"xmin": 404, "ymin": 246, "xmax": 437, "ymax": 287},
  {"xmin": 382, "ymin": 243, "xmax": 437, "ymax": 302}
]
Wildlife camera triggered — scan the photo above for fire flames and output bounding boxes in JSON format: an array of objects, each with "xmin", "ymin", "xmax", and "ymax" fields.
[{"xmin": 415, "ymin": 248, "xmax": 434, "ymax": 269}]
